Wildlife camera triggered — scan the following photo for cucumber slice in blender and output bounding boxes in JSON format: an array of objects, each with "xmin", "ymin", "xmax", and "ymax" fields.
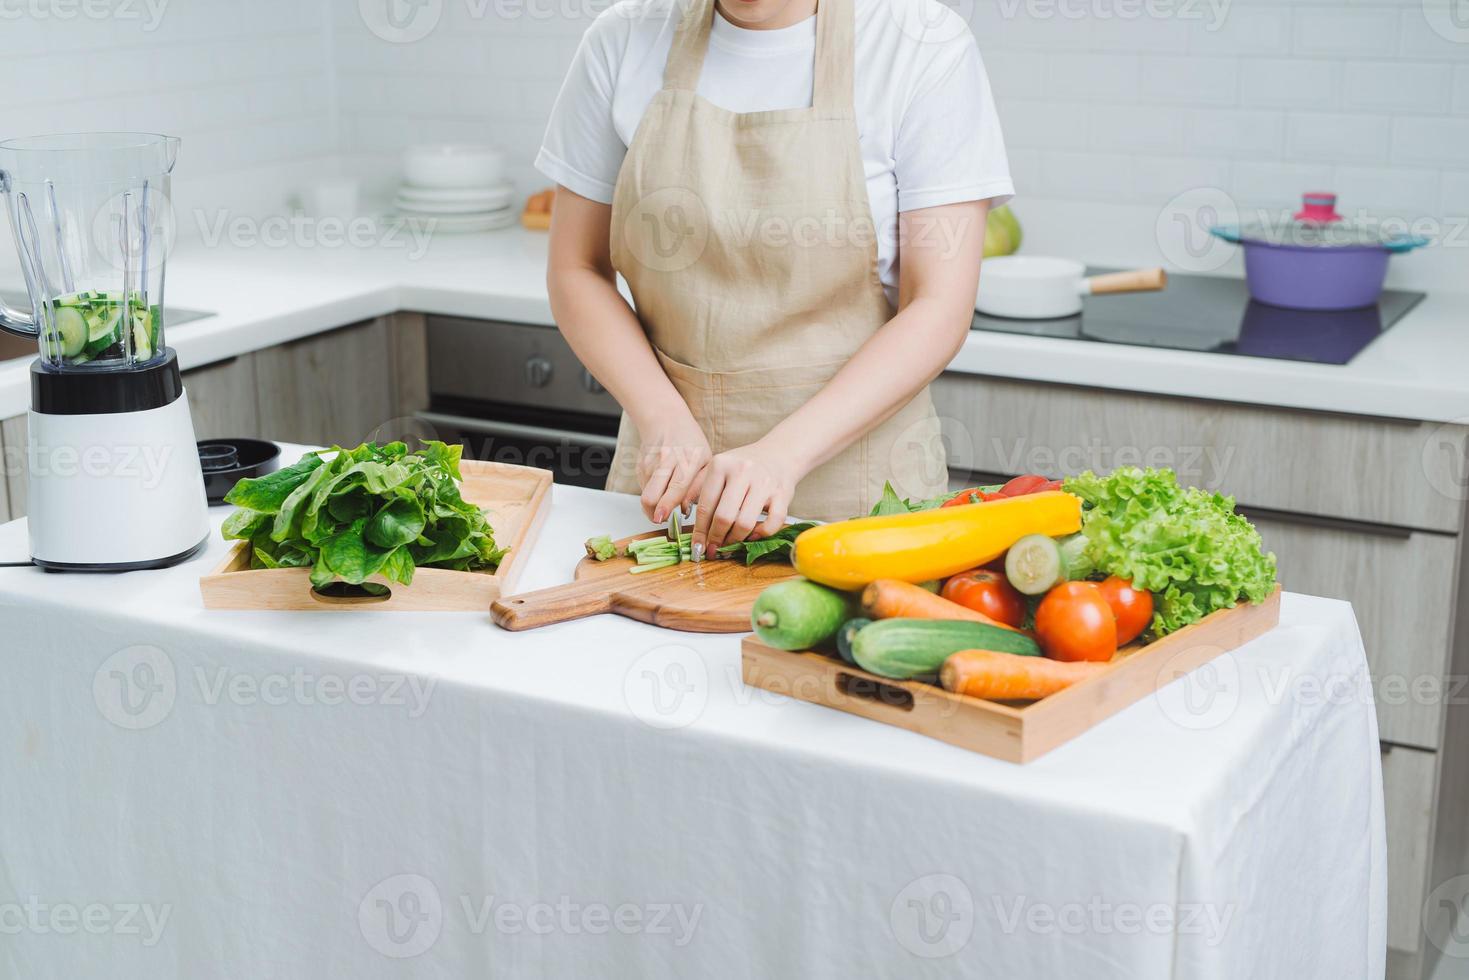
[
  {"xmin": 51, "ymin": 307, "xmax": 88, "ymax": 358},
  {"xmin": 131, "ymin": 311, "xmax": 154, "ymax": 360},
  {"xmin": 90, "ymin": 307, "xmax": 122, "ymax": 343},
  {"xmin": 1005, "ymin": 533, "xmax": 1067, "ymax": 596}
]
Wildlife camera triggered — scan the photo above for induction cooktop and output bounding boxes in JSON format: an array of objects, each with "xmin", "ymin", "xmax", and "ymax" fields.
[{"xmin": 971, "ymin": 270, "xmax": 1426, "ymax": 366}]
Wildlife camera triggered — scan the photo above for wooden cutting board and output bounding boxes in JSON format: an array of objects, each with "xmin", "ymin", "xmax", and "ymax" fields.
[{"xmin": 491, "ymin": 532, "xmax": 800, "ymax": 632}]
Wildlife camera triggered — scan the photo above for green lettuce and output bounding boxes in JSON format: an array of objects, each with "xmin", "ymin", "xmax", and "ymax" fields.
[
  {"xmin": 1063, "ymin": 467, "xmax": 1277, "ymax": 636},
  {"xmin": 222, "ymin": 441, "xmax": 506, "ymax": 588}
]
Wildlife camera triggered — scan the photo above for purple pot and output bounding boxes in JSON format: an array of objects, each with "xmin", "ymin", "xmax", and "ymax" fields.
[
  {"xmin": 1210, "ymin": 194, "xmax": 1429, "ymax": 312},
  {"xmin": 1241, "ymin": 241, "xmax": 1389, "ymax": 312}
]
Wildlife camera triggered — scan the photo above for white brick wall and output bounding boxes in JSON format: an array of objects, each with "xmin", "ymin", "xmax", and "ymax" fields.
[
  {"xmin": 0, "ymin": 0, "xmax": 336, "ymax": 179},
  {"xmin": 3, "ymin": 0, "xmax": 1467, "ymax": 284}
]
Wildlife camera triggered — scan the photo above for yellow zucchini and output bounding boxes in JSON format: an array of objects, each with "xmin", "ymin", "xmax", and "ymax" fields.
[{"xmin": 792, "ymin": 491, "xmax": 1082, "ymax": 591}]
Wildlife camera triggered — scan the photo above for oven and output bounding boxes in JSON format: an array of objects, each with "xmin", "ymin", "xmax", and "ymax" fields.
[{"xmin": 416, "ymin": 316, "xmax": 622, "ymax": 489}]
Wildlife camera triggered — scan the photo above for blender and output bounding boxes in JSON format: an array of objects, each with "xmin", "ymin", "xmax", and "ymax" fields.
[{"xmin": 0, "ymin": 133, "xmax": 208, "ymax": 570}]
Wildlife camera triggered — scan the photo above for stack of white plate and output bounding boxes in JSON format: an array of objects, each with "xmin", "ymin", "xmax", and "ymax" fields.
[{"xmin": 393, "ymin": 144, "xmax": 515, "ymax": 232}]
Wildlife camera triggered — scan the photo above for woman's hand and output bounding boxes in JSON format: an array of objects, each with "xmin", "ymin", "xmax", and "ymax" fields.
[
  {"xmin": 689, "ymin": 440, "xmax": 802, "ymax": 559},
  {"xmin": 636, "ymin": 412, "xmax": 712, "ymax": 524}
]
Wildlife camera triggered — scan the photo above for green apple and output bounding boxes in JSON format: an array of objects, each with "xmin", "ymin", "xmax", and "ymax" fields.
[{"xmin": 984, "ymin": 204, "xmax": 1023, "ymax": 258}]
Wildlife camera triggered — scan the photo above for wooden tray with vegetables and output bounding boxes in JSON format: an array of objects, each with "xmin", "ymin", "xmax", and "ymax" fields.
[
  {"xmin": 200, "ymin": 442, "xmax": 551, "ymax": 612},
  {"xmin": 740, "ymin": 469, "xmax": 1283, "ymax": 764}
]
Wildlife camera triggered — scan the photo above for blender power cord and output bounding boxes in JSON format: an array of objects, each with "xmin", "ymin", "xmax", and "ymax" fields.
[{"xmin": 0, "ymin": 560, "xmax": 35, "ymax": 567}]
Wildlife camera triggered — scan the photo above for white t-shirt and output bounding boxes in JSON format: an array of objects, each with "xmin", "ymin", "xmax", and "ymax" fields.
[{"xmin": 536, "ymin": 0, "xmax": 1013, "ymax": 301}]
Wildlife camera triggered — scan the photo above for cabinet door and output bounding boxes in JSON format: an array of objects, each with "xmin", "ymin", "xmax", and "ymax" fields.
[
  {"xmin": 1382, "ymin": 744, "xmax": 1436, "ymax": 958},
  {"xmin": 253, "ymin": 319, "xmax": 395, "ymax": 448},
  {"xmin": 0, "ymin": 415, "xmax": 13, "ymax": 520},
  {"xmin": 930, "ymin": 373, "xmax": 1467, "ymax": 533},
  {"xmin": 2, "ymin": 414, "xmax": 26, "ymax": 520},
  {"xmin": 1249, "ymin": 513, "xmax": 1460, "ymax": 749},
  {"xmin": 182, "ymin": 355, "xmax": 261, "ymax": 441}
]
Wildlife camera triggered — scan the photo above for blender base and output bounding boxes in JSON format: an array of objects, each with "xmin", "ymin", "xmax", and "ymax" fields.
[
  {"xmin": 26, "ymin": 351, "xmax": 211, "ymax": 570},
  {"xmin": 33, "ymin": 535, "xmax": 208, "ymax": 573}
]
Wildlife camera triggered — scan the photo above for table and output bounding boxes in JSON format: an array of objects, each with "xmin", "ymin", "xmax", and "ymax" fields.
[{"xmin": 0, "ymin": 468, "xmax": 1387, "ymax": 978}]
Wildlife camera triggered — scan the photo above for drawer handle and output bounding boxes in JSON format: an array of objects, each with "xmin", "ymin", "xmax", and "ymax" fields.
[{"xmin": 1235, "ymin": 505, "xmax": 1414, "ymax": 540}]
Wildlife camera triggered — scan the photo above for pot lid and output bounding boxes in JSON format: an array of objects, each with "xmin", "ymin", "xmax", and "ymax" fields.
[{"xmin": 1210, "ymin": 193, "xmax": 1430, "ymax": 253}]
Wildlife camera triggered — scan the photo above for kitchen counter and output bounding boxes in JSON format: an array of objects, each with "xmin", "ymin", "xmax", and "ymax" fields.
[{"xmin": 1, "ymin": 226, "xmax": 1467, "ymax": 422}]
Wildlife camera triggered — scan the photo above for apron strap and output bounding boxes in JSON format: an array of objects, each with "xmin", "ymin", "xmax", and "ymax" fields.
[
  {"xmin": 662, "ymin": 0, "xmax": 717, "ymax": 92},
  {"xmin": 811, "ymin": 0, "xmax": 854, "ymax": 114},
  {"xmin": 661, "ymin": 0, "xmax": 856, "ymax": 115}
]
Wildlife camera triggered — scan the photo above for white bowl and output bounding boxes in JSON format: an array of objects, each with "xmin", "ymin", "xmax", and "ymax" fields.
[{"xmin": 403, "ymin": 144, "xmax": 505, "ymax": 190}]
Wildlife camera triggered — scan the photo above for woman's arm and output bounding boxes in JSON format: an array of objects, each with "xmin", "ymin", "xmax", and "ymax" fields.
[
  {"xmin": 547, "ymin": 186, "xmax": 712, "ymax": 522},
  {"xmin": 689, "ymin": 199, "xmax": 989, "ymax": 557}
]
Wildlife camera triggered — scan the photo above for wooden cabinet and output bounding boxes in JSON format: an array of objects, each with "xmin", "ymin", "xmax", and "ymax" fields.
[
  {"xmin": 1247, "ymin": 513, "xmax": 1460, "ymax": 749},
  {"xmin": 182, "ymin": 355, "xmax": 261, "ymax": 441},
  {"xmin": 0, "ymin": 415, "xmax": 14, "ymax": 520},
  {"xmin": 1, "ymin": 414, "xmax": 24, "ymax": 521},
  {"xmin": 930, "ymin": 374, "xmax": 1466, "ymax": 533},
  {"xmin": 1382, "ymin": 745, "xmax": 1438, "ymax": 963},
  {"xmin": 253, "ymin": 318, "xmax": 397, "ymax": 448}
]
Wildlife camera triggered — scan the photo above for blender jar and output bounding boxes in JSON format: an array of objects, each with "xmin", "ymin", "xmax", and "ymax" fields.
[{"xmin": 0, "ymin": 132, "xmax": 179, "ymax": 370}]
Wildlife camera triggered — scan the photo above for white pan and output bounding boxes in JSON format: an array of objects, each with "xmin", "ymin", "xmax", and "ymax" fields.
[{"xmin": 976, "ymin": 256, "xmax": 1168, "ymax": 319}]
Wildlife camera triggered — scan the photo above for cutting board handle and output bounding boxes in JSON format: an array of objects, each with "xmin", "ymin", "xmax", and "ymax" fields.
[{"xmin": 491, "ymin": 577, "xmax": 617, "ymax": 631}]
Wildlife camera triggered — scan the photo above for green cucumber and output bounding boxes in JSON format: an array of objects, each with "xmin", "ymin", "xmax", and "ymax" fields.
[
  {"xmin": 1005, "ymin": 533, "xmax": 1066, "ymax": 596},
  {"xmin": 852, "ymin": 618, "xmax": 1039, "ymax": 680},
  {"xmin": 51, "ymin": 307, "xmax": 87, "ymax": 358},
  {"xmin": 751, "ymin": 579, "xmax": 856, "ymax": 651},
  {"xmin": 836, "ymin": 617, "xmax": 872, "ymax": 665}
]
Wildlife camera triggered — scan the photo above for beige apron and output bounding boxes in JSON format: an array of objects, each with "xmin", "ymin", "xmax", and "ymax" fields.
[{"xmin": 604, "ymin": 0, "xmax": 948, "ymax": 521}]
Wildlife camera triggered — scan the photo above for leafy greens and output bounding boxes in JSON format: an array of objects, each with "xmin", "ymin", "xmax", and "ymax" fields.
[
  {"xmin": 718, "ymin": 522, "xmax": 818, "ymax": 565},
  {"xmin": 222, "ymin": 441, "xmax": 506, "ymax": 588},
  {"xmin": 1063, "ymin": 467, "xmax": 1277, "ymax": 636},
  {"xmin": 868, "ymin": 482, "xmax": 956, "ymax": 516}
]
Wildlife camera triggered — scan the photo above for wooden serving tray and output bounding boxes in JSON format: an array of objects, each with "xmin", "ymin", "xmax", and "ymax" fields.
[
  {"xmin": 199, "ymin": 460, "xmax": 552, "ymax": 612},
  {"xmin": 492, "ymin": 532, "xmax": 800, "ymax": 632},
  {"xmin": 742, "ymin": 586, "xmax": 1282, "ymax": 763}
]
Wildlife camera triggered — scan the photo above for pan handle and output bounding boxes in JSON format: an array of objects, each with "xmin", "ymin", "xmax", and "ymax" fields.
[
  {"xmin": 1087, "ymin": 265, "xmax": 1163, "ymax": 296},
  {"xmin": 1084, "ymin": 268, "xmax": 1168, "ymax": 296}
]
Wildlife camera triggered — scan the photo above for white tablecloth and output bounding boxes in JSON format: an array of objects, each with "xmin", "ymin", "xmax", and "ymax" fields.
[{"xmin": 0, "ymin": 469, "xmax": 1386, "ymax": 979}]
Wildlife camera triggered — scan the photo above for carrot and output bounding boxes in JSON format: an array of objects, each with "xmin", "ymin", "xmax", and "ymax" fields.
[
  {"xmin": 940, "ymin": 649, "xmax": 1106, "ymax": 701},
  {"xmin": 861, "ymin": 578, "xmax": 1022, "ymax": 633}
]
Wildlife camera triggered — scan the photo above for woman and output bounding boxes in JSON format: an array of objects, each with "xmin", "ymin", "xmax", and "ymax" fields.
[{"xmin": 538, "ymin": 0, "xmax": 1011, "ymax": 558}]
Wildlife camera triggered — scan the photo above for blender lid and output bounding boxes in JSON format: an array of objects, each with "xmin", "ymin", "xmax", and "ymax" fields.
[{"xmin": 1210, "ymin": 192, "xmax": 1430, "ymax": 252}]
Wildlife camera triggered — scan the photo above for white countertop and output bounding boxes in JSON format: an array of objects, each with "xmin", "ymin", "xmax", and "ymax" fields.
[{"xmin": 2, "ymin": 225, "xmax": 1467, "ymax": 423}]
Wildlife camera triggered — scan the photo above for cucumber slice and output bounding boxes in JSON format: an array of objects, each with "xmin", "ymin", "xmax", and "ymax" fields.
[
  {"xmin": 1005, "ymin": 533, "xmax": 1066, "ymax": 596},
  {"xmin": 51, "ymin": 307, "xmax": 87, "ymax": 358},
  {"xmin": 131, "ymin": 311, "xmax": 154, "ymax": 360},
  {"xmin": 90, "ymin": 307, "xmax": 121, "ymax": 343}
]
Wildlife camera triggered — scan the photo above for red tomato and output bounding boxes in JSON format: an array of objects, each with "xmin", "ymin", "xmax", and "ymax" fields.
[
  {"xmin": 941, "ymin": 488, "xmax": 1003, "ymax": 508},
  {"xmin": 941, "ymin": 569, "xmax": 1027, "ymax": 628},
  {"xmin": 1035, "ymin": 582, "xmax": 1118, "ymax": 663},
  {"xmin": 1038, "ymin": 479, "xmax": 1064, "ymax": 492},
  {"xmin": 999, "ymin": 474, "xmax": 1050, "ymax": 497},
  {"xmin": 1096, "ymin": 577, "xmax": 1154, "ymax": 645}
]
